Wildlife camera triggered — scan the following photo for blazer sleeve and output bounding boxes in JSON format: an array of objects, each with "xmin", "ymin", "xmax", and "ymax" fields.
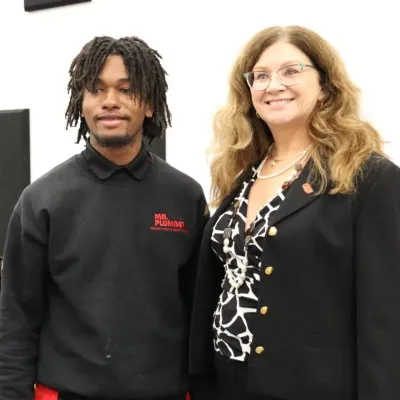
[{"xmin": 355, "ymin": 158, "xmax": 400, "ymax": 400}]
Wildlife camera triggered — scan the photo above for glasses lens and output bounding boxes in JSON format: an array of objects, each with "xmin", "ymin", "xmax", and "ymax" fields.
[
  {"xmin": 278, "ymin": 65, "xmax": 303, "ymax": 86},
  {"xmin": 247, "ymin": 71, "xmax": 270, "ymax": 91}
]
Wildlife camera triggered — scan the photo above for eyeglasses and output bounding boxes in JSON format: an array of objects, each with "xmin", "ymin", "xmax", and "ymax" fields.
[{"xmin": 243, "ymin": 63, "xmax": 316, "ymax": 91}]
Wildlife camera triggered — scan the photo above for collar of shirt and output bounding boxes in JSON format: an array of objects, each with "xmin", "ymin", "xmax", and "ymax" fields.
[{"xmin": 81, "ymin": 140, "xmax": 151, "ymax": 181}]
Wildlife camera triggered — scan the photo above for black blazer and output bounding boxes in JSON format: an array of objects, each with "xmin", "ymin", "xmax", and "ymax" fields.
[{"xmin": 189, "ymin": 155, "xmax": 400, "ymax": 400}]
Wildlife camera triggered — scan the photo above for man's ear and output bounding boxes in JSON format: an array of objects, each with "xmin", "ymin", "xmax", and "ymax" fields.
[{"xmin": 145, "ymin": 104, "xmax": 153, "ymax": 118}]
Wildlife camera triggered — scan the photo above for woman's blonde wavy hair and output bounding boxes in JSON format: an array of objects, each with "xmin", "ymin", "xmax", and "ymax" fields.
[{"xmin": 209, "ymin": 25, "xmax": 386, "ymax": 208}]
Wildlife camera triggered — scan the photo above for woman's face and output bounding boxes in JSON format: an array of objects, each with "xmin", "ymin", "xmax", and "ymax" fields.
[{"xmin": 248, "ymin": 41, "xmax": 324, "ymax": 130}]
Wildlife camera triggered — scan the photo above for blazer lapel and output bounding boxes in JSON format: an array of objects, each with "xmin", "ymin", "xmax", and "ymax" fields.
[
  {"xmin": 208, "ymin": 167, "xmax": 253, "ymax": 224},
  {"xmin": 208, "ymin": 185, "xmax": 241, "ymax": 227},
  {"xmin": 268, "ymin": 159, "xmax": 321, "ymax": 227},
  {"xmin": 207, "ymin": 161, "xmax": 321, "ymax": 231}
]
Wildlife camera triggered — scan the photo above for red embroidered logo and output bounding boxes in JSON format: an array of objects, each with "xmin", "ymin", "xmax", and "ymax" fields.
[
  {"xmin": 149, "ymin": 213, "xmax": 188, "ymax": 233},
  {"xmin": 34, "ymin": 384, "xmax": 59, "ymax": 400}
]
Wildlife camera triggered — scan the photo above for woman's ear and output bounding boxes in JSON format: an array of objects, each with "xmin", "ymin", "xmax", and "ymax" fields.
[{"xmin": 318, "ymin": 82, "xmax": 332, "ymax": 104}]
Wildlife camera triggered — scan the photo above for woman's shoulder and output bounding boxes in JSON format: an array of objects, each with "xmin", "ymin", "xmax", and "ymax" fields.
[
  {"xmin": 361, "ymin": 152, "xmax": 400, "ymax": 183},
  {"xmin": 356, "ymin": 152, "xmax": 400, "ymax": 197}
]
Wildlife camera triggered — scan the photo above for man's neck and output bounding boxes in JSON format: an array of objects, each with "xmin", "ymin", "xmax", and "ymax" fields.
[{"xmin": 90, "ymin": 137, "xmax": 143, "ymax": 166}]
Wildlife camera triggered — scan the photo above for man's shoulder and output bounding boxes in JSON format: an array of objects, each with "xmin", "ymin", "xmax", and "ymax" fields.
[
  {"xmin": 21, "ymin": 155, "xmax": 79, "ymax": 201},
  {"xmin": 151, "ymin": 154, "xmax": 205, "ymax": 197}
]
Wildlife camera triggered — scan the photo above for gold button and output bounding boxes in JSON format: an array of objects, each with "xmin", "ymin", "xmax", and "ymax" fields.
[
  {"xmin": 255, "ymin": 346, "xmax": 264, "ymax": 355},
  {"xmin": 260, "ymin": 306, "xmax": 268, "ymax": 315},
  {"xmin": 268, "ymin": 226, "xmax": 277, "ymax": 236},
  {"xmin": 265, "ymin": 266, "xmax": 274, "ymax": 275}
]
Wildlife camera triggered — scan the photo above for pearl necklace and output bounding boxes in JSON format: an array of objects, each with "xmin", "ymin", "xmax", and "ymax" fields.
[
  {"xmin": 222, "ymin": 152, "xmax": 309, "ymax": 289},
  {"xmin": 257, "ymin": 144, "xmax": 312, "ymax": 180}
]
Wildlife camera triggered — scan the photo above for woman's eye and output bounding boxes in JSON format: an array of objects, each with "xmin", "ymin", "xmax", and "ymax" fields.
[
  {"xmin": 283, "ymin": 68, "xmax": 300, "ymax": 76},
  {"xmin": 255, "ymin": 73, "xmax": 269, "ymax": 81}
]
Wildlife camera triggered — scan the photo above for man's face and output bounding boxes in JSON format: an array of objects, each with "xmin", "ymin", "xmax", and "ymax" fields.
[{"xmin": 81, "ymin": 55, "xmax": 152, "ymax": 148}]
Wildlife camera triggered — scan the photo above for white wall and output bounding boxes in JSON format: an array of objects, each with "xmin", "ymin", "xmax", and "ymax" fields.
[{"xmin": 0, "ymin": 0, "xmax": 399, "ymax": 200}]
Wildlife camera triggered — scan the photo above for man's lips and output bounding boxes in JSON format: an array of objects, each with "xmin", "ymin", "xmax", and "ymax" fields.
[
  {"xmin": 97, "ymin": 115, "xmax": 128, "ymax": 128},
  {"xmin": 97, "ymin": 114, "xmax": 128, "ymax": 121}
]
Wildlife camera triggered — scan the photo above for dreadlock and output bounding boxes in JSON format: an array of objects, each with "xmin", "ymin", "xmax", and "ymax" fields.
[{"xmin": 65, "ymin": 36, "xmax": 172, "ymax": 144}]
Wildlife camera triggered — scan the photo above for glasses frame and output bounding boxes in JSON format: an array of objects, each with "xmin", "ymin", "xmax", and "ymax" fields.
[{"xmin": 243, "ymin": 63, "xmax": 316, "ymax": 91}]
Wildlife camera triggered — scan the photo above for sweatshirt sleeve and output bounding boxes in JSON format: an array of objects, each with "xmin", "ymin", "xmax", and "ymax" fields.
[
  {"xmin": 181, "ymin": 188, "xmax": 209, "ymax": 320},
  {"xmin": 0, "ymin": 193, "xmax": 49, "ymax": 400}
]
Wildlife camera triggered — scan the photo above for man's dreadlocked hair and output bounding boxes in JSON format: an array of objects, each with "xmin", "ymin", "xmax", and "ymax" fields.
[{"xmin": 65, "ymin": 36, "xmax": 172, "ymax": 144}]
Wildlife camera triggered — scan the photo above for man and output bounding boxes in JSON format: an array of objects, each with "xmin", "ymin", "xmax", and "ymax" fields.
[{"xmin": 0, "ymin": 36, "xmax": 207, "ymax": 400}]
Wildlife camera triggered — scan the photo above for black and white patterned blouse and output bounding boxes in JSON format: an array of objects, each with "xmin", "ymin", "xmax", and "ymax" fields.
[{"xmin": 211, "ymin": 166, "xmax": 288, "ymax": 361}]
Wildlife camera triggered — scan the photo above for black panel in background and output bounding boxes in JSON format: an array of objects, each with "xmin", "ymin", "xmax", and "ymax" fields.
[
  {"xmin": 24, "ymin": 0, "xmax": 91, "ymax": 12},
  {"xmin": 144, "ymin": 135, "xmax": 166, "ymax": 160},
  {"xmin": 0, "ymin": 109, "xmax": 30, "ymax": 257}
]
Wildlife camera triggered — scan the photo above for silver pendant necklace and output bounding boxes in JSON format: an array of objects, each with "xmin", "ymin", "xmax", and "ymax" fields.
[{"xmin": 257, "ymin": 144, "xmax": 312, "ymax": 180}]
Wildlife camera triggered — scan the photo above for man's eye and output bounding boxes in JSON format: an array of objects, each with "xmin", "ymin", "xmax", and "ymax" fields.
[
  {"xmin": 120, "ymin": 88, "xmax": 133, "ymax": 94},
  {"xmin": 93, "ymin": 87, "xmax": 103, "ymax": 93}
]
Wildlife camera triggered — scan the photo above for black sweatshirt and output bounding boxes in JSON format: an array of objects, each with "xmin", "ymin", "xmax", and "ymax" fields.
[{"xmin": 0, "ymin": 142, "xmax": 208, "ymax": 400}]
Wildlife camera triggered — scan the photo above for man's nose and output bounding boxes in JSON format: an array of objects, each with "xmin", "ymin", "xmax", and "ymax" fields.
[{"xmin": 102, "ymin": 90, "xmax": 120, "ymax": 109}]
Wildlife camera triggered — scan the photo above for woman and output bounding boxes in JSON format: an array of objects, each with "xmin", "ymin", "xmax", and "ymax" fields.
[{"xmin": 189, "ymin": 26, "xmax": 400, "ymax": 400}]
